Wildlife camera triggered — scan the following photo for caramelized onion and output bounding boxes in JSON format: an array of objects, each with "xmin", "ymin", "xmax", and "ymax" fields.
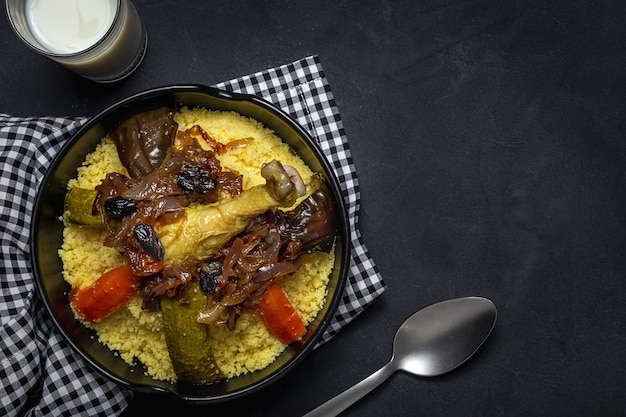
[
  {"xmin": 252, "ymin": 262, "xmax": 298, "ymax": 282},
  {"xmin": 197, "ymin": 185, "xmax": 338, "ymax": 327},
  {"xmin": 197, "ymin": 296, "xmax": 230, "ymax": 326},
  {"xmin": 137, "ymin": 265, "xmax": 193, "ymax": 308},
  {"xmin": 184, "ymin": 125, "xmax": 253, "ymax": 156}
]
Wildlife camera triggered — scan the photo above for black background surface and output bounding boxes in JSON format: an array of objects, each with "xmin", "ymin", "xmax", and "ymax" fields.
[{"xmin": 2, "ymin": 0, "xmax": 626, "ymax": 415}]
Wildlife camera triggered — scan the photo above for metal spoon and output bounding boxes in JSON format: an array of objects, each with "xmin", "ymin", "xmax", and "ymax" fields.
[{"xmin": 303, "ymin": 296, "xmax": 497, "ymax": 417}]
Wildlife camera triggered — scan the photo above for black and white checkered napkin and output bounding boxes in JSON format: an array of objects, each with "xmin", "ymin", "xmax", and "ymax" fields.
[{"xmin": 0, "ymin": 55, "xmax": 386, "ymax": 416}]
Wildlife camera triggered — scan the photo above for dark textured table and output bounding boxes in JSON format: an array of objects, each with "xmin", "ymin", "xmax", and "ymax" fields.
[{"xmin": 3, "ymin": 0, "xmax": 626, "ymax": 415}]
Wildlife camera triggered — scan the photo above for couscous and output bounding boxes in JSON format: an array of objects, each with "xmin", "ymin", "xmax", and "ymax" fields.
[{"xmin": 59, "ymin": 107, "xmax": 336, "ymax": 382}]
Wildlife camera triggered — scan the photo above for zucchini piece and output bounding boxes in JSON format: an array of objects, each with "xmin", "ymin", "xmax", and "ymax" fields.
[
  {"xmin": 64, "ymin": 187, "xmax": 103, "ymax": 226},
  {"xmin": 161, "ymin": 282, "xmax": 223, "ymax": 384}
]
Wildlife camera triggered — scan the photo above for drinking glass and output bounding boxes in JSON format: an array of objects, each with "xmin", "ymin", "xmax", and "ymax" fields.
[{"xmin": 5, "ymin": 0, "xmax": 148, "ymax": 83}]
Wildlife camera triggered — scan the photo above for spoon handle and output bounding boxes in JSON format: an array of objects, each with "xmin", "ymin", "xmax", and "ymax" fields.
[{"xmin": 302, "ymin": 361, "xmax": 396, "ymax": 417}]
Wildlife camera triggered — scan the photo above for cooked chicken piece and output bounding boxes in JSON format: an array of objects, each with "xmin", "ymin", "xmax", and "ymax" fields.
[{"xmin": 158, "ymin": 160, "xmax": 318, "ymax": 265}]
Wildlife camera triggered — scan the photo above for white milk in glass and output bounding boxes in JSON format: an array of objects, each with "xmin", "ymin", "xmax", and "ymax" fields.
[
  {"xmin": 12, "ymin": 0, "xmax": 147, "ymax": 82},
  {"xmin": 26, "ymin": 0, "xmax": 116, "ymax": 54}
]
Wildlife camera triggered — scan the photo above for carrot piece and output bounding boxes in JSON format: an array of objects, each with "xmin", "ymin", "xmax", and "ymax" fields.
[
  {"xmin": 257, "ymin": 282, "xmax": 307, "ymax": 344},
  {"xmin": 70, "ymin": 264, "xmax": 138, "ymax": 323}
]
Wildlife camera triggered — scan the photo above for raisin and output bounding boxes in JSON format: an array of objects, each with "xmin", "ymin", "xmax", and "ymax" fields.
[
  {"xmin": 104, "ymin": 196, "xmax": 137, "ymax": 219},
  {"xmin": 178, "ymin": 166, "xmax": 216, "ymax": 194},
  {"xmin": 199, "ymin": 261, "xmax": 222, "ymax": 294},
  {"xmin": 133, "ymin": 223, "xmax": 164, "ymax": 261}
]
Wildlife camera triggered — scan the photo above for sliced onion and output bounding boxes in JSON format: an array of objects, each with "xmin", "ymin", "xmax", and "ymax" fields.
[
  {"xmin": 197, "ymin": 297, "xmax": 229, "ymax": 326},
  {"xmin": 252, "ymin": 262, "xmax": 297, "ymax": 282}
]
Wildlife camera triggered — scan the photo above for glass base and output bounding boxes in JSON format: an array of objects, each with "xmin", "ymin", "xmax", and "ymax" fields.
[{"xmin": 87, "ymin": 26, "xmax": 148, "ymax": 83}]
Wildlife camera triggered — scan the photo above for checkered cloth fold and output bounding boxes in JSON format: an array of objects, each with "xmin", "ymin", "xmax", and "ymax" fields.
[{"xmin": 0, "ymin": 55, "xmax": 385, "ymax": 416}]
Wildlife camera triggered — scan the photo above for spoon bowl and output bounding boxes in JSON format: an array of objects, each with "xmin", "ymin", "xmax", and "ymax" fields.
[
  {"xmin": 395, "ymin": 297, "xmax": 497, "ymax": 377},
  {"xmin": 304, "ymin": 296, "xmax": 497, "ymax": 417}
]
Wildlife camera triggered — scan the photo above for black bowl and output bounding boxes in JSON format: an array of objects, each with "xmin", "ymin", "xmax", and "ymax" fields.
[{"xmin": 30, "ymin": 85, "xmax": 350, "ymax": 403}]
